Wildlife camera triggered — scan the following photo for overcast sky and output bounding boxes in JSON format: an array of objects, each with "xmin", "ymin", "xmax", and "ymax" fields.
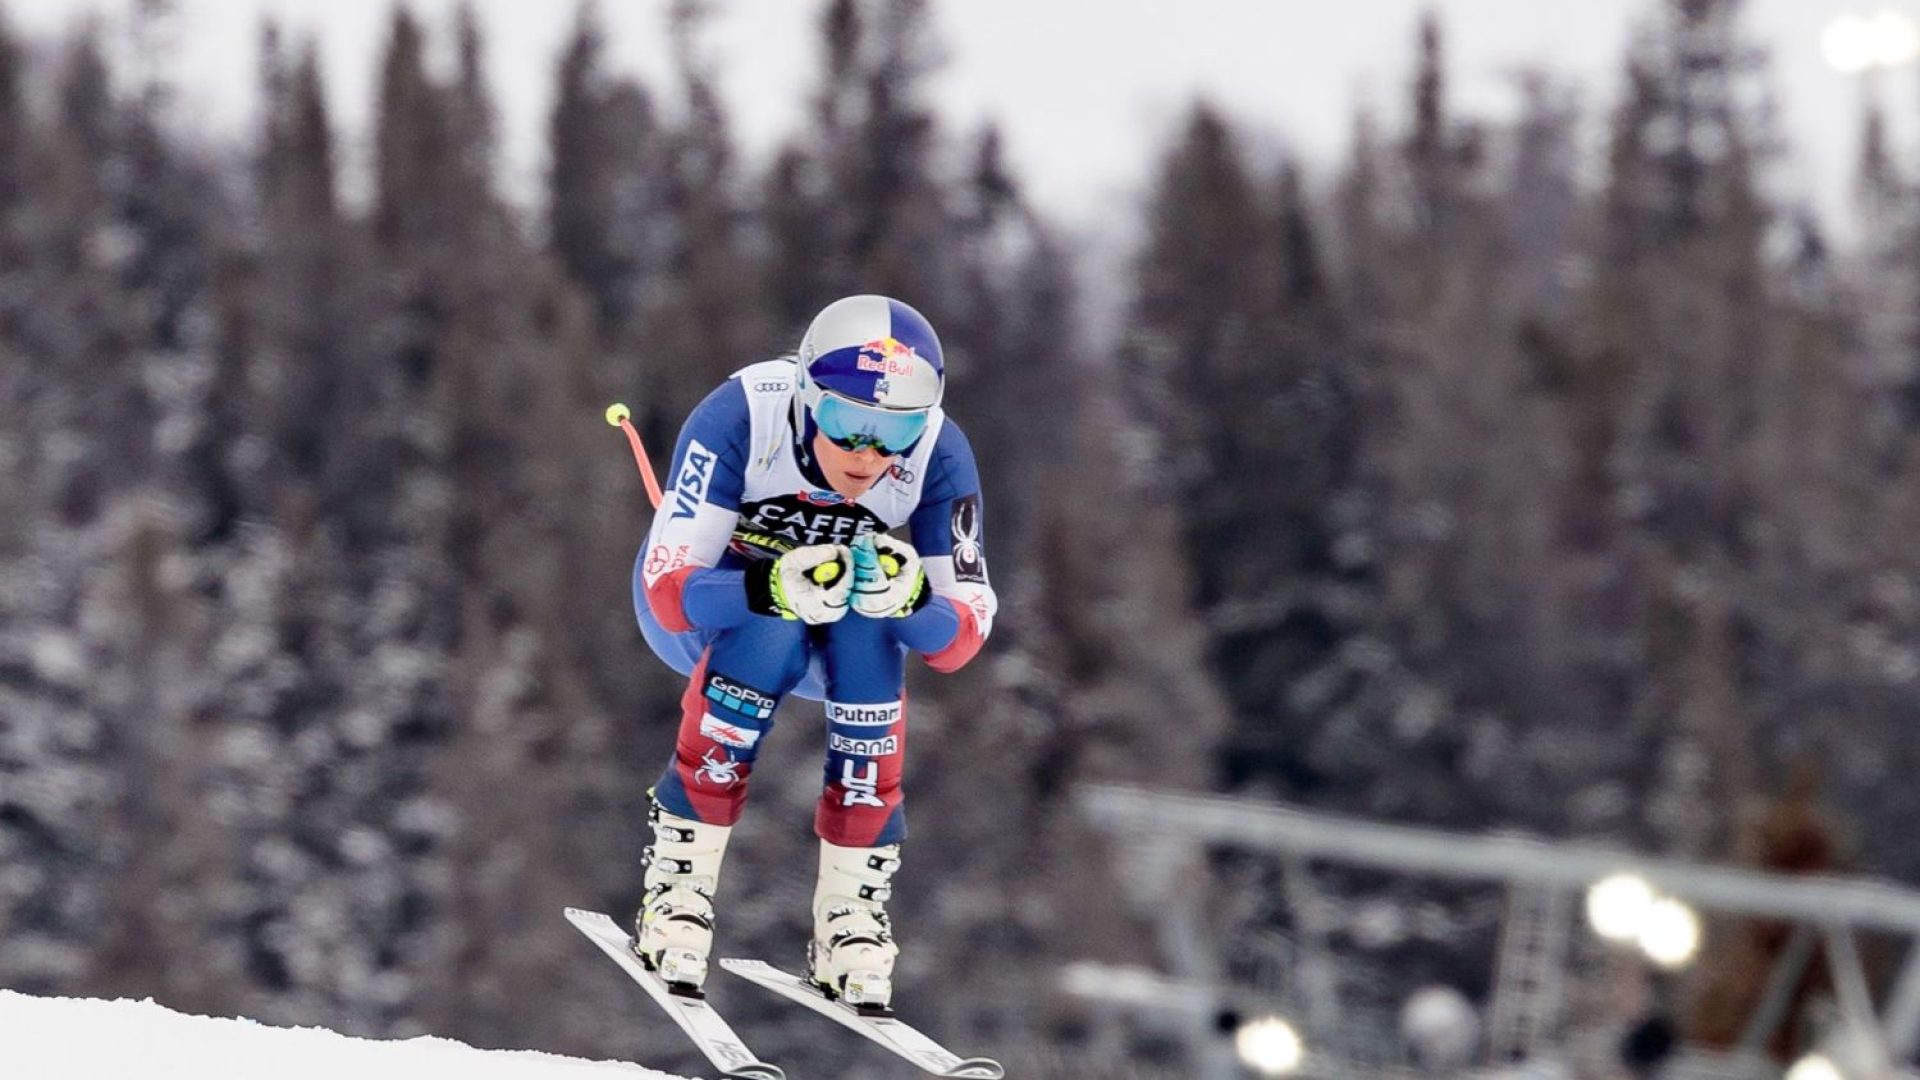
[{"xmin": 5, "ymin": 0, "xmax": 1914, "ymax": 239}]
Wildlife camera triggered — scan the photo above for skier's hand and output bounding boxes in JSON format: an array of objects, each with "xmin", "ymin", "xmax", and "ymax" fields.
[
  {"xmin": 849, "ymin": 534, "xmax": 930, "ymax": 619},
  {"xmin": 748, "ymin": 544, "xmax": 852, "ymax": 623}
]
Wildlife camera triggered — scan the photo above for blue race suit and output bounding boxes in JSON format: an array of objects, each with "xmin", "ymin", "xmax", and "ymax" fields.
[{"xmin": 633, "ymin": 359, "xmax": 997, "ymax": 846}]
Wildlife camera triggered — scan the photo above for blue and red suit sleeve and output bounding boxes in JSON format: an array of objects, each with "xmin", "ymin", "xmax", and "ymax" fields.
[
  {"xmin": 903, "ymin": 420, "xmax": 998, "ymax": 673},
  {"xmin": 639, "ymin": 381, "xmax": 756, "ymax": 632}
]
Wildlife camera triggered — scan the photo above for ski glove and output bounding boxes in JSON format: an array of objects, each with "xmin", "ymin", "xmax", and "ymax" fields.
[
  {"xmin": 746, "ymin": 543, "xmax": 852, "ymax": 624},
  {"xmin": 848, "ymin": 533, "xmax": 930, "ymax": 619}
]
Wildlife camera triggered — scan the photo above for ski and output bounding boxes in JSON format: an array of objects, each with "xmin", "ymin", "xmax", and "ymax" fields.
[
  {"xmin": 563, "ymin": 908, "xmax": 784, "ymax": 1080},
  {"xmin": 719, "ymin": 958, "xmax": 1004, "ymax": 1079}
]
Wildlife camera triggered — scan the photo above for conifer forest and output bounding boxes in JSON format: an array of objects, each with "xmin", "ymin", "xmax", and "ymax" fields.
[{"xmin": 4, "ymin": 0, "xmax": 1919, "ymax": 1076}]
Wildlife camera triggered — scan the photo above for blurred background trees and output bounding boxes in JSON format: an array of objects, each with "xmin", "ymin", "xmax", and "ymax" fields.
[{"xmin": 2, "ymin": 0, "xmax": 1916, "ymax": 1074}]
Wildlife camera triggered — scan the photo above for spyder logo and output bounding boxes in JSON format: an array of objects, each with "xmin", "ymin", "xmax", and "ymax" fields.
[{"xmin": 696, "ymin": 748, "xmax": 742, "ymax": 788}]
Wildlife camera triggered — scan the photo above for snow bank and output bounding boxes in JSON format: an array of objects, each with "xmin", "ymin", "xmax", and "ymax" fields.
[{"xmin": 1, "ymin": 989, "xmax": 689, "ymax": 1080}]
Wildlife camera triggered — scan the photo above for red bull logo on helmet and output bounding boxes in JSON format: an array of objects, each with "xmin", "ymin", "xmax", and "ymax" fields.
[{"xmin": 856, "ymin": 337, "xmax": 921, "ymax": 377}]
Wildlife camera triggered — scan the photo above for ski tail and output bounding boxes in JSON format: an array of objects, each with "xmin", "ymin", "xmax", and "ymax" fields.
[
  {"xmin": 721, "ymin": 957, "xmax": 1004, "ymax": 1079},
  {"xmin": 565, "ymin": 908, "xmax": 783, "ymax": 1080}
]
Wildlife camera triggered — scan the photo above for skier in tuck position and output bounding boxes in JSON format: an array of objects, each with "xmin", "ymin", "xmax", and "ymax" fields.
[{"xmin": 629, "ymin": 295, "xmax": 997, "ymax": 1012}]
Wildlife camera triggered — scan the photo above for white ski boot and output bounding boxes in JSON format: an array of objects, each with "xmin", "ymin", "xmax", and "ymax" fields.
[
  {"xmin": 806, "ymin": 839, "xmax": 901, "ymax": 1014},
  {"xmin": 634, "ymin": 798, "xmax": 731, "ymax": 996}
]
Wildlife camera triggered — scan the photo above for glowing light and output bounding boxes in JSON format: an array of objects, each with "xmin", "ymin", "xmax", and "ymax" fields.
[
  {"xmin": 1827, "ymin": 15, "xmax": 1877, "ymax": 72},
  {"xmin": 1786, "ymin": 1053, "xmax": 1845, "ymax": 1080},
  {"xmin": 1825, "ymin": 11, "xmax": 1920, "ymax": 73},
  {"xmin": 1871, "ymin": 10, "xmax": 1920, "ymax": 66},
  {"xmin": 1400, "ymin": 985, "xmax": 1478, "ymax": 1068},
  {"xmin": 1235, "ymin": 1015, "xmax": 1305, "ymax": 1077},
  {"xmin": 1638, "ymin": 897, "xmax": 1702, "ymax": 969},
  {"xmin": 1586, "ymin": 874, "xmax": 1655, "ymax": 943}
]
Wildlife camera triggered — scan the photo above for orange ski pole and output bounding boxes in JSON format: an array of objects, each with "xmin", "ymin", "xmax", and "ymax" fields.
[{"xmin": 604, "ymin": 402, "xmax": 664, "ymax": 510}]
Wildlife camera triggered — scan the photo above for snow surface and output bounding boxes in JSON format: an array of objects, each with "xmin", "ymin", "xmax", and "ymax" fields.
[{"xmin": 1, "ymin": 989, "xmax": 690, "ymax": 1080}]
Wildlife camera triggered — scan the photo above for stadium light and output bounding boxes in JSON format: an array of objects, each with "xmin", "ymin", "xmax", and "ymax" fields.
[
  {"xmin": 1638, "ymin": 897, "xmax": 1702, "ymax": 969},
  {"xmin": 1234, "ymin": 1015, "xmax": 1304, "ymax": 1077},
  {"xmin": 1586, "ymin": 874, "xmax": 1701, "ymax": 968},
  {"xmin": 1586, "ymin": 874, "xmax": 1656, "ymax": 943},
  {"xmin": 1824, "ymin": 11, "xmax": 1920, "ymax": 73},
  {"xmin": 1785, "ymin": 1053, "xmax": 1845, "ymax": 1080}
]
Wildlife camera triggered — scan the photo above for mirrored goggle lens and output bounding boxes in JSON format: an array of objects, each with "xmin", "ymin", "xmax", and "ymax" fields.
[{"xmin": 814, "ymin": 394, "xmax": 928, "ymax": 455}]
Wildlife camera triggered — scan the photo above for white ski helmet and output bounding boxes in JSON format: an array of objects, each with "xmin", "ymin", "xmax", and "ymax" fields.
[{"xmin": 794, "ymin": 295, "xmax": 944, "ymax": 455}]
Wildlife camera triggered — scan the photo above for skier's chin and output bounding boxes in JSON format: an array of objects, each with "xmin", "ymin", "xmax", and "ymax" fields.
[{"xmin": 827, "ymin": 470, "xmax": 880, "ymax": 500}]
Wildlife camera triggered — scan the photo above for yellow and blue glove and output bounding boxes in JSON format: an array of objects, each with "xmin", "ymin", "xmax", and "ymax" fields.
[
  {"xmin": 746, "ymin": 543, "xmax": 853, "ymax": 624},
  {"xmin": 849, "ymin": 533, "xmax": 930, "ymax": 619}
]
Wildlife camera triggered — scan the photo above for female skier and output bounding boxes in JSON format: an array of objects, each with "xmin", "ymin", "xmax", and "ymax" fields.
[{"xmin": 630, "ymin": 294, "xmax": 996, "ymax": 1012}]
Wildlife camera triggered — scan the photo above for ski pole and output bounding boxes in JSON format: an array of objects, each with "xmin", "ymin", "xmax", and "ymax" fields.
[{"xmin": 604, "ymin": 402, "xmax": 664, "ymax": 510}]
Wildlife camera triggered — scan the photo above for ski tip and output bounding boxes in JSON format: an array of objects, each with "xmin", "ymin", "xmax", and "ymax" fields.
[
  {"xmin": 725, "ymin": 1066, "xmax": 785, "ymax": 1080},
  {"xmin": 562, "ymin": 908, "xmax": 619, "ymax": 934},
  {"xmin": 944, "ymin": 1062, "xmax": 1004, "ymax": 1080}
]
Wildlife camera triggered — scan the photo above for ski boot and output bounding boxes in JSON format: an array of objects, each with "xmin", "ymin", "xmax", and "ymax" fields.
[
  {"xmin": 634, "ymin": 797, "xmax": 731, "ymax": 997},
  {"xmin": 806, "ymin": 839, "xmax": 901, "ymax": 1014}
]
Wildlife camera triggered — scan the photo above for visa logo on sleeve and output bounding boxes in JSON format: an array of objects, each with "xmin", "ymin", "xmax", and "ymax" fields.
[{"xmin": 671, "ymin": 440, "xmax": 716, "ymax": 520}]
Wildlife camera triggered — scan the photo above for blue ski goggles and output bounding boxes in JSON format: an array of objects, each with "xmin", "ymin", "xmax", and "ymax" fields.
[{"xmin": 812, "ymin": 392, "xmax": 930, "ymax": 456}]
